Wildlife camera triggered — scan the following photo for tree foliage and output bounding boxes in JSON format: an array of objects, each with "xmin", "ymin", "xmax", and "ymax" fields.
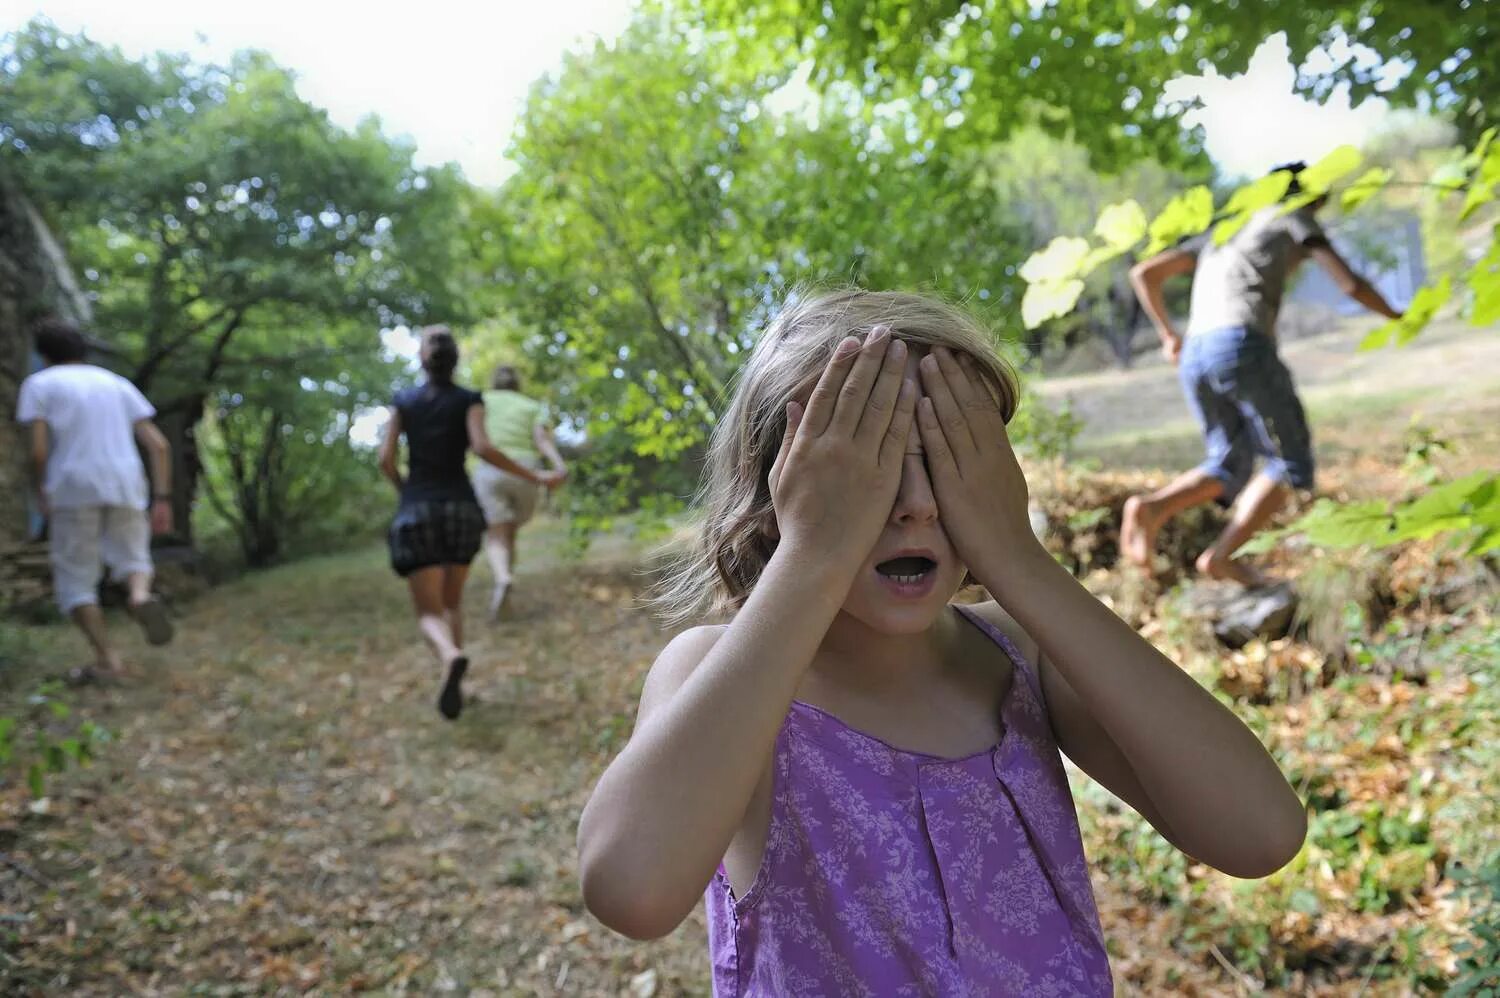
[
  {"xmin": 693, "ymin": 0, "xmax": 1496, "ymax": 152},
  {"xmin": 1, "ymin": 19, "xmax": 466, "ymax": 549},
  {"xmin": 486, "ymin": 13, "xmax": 1071, "ymax": 522}
]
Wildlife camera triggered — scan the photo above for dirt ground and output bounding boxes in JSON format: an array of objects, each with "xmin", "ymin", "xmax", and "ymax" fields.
[{"xmin": 1, "ymin": 318, "xmax": 1495, "ymax": 995}]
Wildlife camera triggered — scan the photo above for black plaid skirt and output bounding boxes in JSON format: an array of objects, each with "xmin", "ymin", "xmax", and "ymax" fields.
[{"xmin": 388, "ymin": 499, "xmax": 485, "ymax": 577}]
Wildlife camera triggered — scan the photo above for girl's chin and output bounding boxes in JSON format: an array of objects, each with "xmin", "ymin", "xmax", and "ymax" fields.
[{"xmin": 840, "ymin": 583, "xmax": 957, "ymax": 634}]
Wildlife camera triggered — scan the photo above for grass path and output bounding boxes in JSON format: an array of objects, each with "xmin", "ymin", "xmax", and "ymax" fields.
[{"xmin": 2, "ymin": 530, "xmax": 722, "ymax": 994}]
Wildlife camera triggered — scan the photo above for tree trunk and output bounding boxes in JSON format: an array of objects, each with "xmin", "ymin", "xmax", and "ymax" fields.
[{"xmin": 156, "ymin": 401, "xmax": 204, "ymax": 547}]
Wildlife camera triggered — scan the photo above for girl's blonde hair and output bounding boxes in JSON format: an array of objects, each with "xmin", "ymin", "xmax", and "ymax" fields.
[{"xmin": 653, "ymin": 288, "xmax": 1020, "ymax": 628}]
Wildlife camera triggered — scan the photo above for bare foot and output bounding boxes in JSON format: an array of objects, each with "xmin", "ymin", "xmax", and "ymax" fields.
[
  {"xmin": 1195, "ymin": 548, "xmax": 1273, "ymax": 588},
  {"xmin": 97, "ymin": 654, "xmax": 137, "ymax": 681},
  {"xmin": 1121, "ymin": 496, "xmax": 1160, "ymax": 571}
]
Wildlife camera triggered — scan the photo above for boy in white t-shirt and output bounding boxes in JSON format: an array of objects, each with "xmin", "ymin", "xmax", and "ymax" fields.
[{"xmin": 16, "ymin": 318, "xmax": 177, "ymax": 680}]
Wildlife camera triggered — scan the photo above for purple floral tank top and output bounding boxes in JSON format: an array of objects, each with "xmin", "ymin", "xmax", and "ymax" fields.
[{"xmin": 704, "ymin": 604, "xmax": 1113, "ymax": 996}]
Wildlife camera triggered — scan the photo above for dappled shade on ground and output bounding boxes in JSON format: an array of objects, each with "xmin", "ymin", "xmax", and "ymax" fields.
[{"xmin": 1, "ymin": 463, "xmax": 1496, "ymax": 994}]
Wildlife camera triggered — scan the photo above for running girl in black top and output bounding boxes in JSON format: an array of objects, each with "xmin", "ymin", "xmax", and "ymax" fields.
[{"xmin": 379, "ymin": 327, "xmax": 563, "ymax": 719}]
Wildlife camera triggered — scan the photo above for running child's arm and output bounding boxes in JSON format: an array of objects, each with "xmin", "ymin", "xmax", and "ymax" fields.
[
  {"xmin": 133, "ymin": 419, "xmax": 174, "ymax": 534},
  {"xmin": 918, "ymin": 349, "xmax": 1306, "ymax": 879},
  {"xmin": 1307, "ymin": 244, "xmax": 1404, "ymax": 320},
  {"xmin": 1128, "ymin": 248, "xmax": 1196, "ymax": 358},
  {"xmin": 28, "ymin": 419, "xmax": 49, "ymax": 514},
  {"xmin": 533, "ymin": 423, "xmax": 567, "ymax": 479},
  {"xmin": 578, "ymin": 330, "xmax": 916, "ymax": 940},
  {"xmin": 378, "ymin": 407, "xmax": 404, "ymax": 490},
  {"xmin": 465, "ymin": 404, "xmax": 555, "ymax": 485}
]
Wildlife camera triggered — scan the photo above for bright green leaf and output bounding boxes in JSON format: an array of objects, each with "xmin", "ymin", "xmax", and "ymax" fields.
[
  {"xmin": 28, "ymin": 763, "xmax": 44, "ymax": 798},
  {"xmin": 1392, "ymin": 472, "xmax": 1494, "ymax": 542},
  {"xmin": 1021, "ymin": 279, "xmax": 1085, "ymax": 329},
  {"xmin": 1145, "ymin": 186, "xmax": 1213, "ymax": 255},
  {"xmin": 1430, "ymin": 160, "xmax": 1468, "ymax": 193},
  {"xmin": 1472, "ymin": 273, "xmax": 1500, "ymax": 326},
  {"xmin": 1364, "ymin": 276, "xmax": 1453, "ymax": 348},
  {"xmin": 1080, "ymin": 244, "xmax": 1125, "ymax": 275},
  {"xmin": 1222, "ymin": 171, "xmax": 1293, "ymax": 216},
  {"xmin": 1295, "ymin": 499, "xmax": 1396, "ymax": 549},
  {"xmin": 1460, "ymin": 177, "xmax": 1496, "ymax": 221},
  {"xmin": 1359, "ymin": 324, "xmax": 1396, "ymax": 351},
  {"xmin": 1093, "ymin": 199, "xmax": 1147, "ymax": 250},
  {"xmin": 1213, "ymin": 172, "xmax": 1292, "ymax": 245},
  {"xmin": 1297, "ymin": 144, "xmax": 1362, "ymax": 192},
  {"xmin": 1469, "ymin": 525, "xmax": 1500, "ymax": 555},
  {"xmin": 1462, "ymin": 127, "xmax": 1497, "ymax": 170},
  {"xmin": 1341, "ymin": 167, "xmax": 1393, "ymax": 212},
  {"xmin": 1019, "ymin": 236, "xmax": 1091, "ymax": 283}
]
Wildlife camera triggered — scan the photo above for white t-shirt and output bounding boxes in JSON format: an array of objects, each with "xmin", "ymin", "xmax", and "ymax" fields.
[{"xmin": 16, "ymin": 363, "xmax": 156, "ymax": 510}]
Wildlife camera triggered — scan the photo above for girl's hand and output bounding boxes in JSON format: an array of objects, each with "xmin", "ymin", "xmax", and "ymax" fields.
[
  {"xmin": 768, "ymin": 326, "xmax": 915, "ymax": 577},
  {"xmin": 916, "ymin": 347, "xmax": 1038, "ymax": 586}
]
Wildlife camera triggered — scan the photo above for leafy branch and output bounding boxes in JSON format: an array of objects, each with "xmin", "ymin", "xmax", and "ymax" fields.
[{"xmin": 1018, "ymin": 133, "xmax": 1500, "ymax": 343}]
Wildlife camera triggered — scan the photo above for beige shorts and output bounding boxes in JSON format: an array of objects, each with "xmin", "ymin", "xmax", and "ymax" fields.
[
  {"xmin": 49, "ymin": 505, "xmax": 152, "ymax": 613},
  {"xmin": 473, "ymin": 462, "xmax": 540, "ymax": 527}
]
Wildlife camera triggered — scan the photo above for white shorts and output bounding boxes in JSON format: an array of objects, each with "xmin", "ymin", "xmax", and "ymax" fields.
[
  {"xmin": 48, "ymin": 505, "xmax": 152, "ymax": 613},
  {"xmin": 473, "ymin": 462, "xmax": 540, "ymax": 527}
]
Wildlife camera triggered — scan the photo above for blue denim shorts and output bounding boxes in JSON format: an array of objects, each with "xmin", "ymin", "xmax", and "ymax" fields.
[{"xmin": 1179, "ymin": 326, "xmax": 1314, "ymax": 504}]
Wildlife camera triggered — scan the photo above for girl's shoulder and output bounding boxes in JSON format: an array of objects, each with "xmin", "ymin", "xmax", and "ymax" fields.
[
  {"xmin": 956, "ymin": 599, "xmax": 1041, "ymax": 669},
  {"xmin": 637, "ymin": 624, "xmax": 728, "ymax": 718}
]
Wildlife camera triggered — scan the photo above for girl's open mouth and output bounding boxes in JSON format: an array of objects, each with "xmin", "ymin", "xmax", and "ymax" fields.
[{"xmin": 875, "ymin": 555, "xmax": 938, "ymax": 598}]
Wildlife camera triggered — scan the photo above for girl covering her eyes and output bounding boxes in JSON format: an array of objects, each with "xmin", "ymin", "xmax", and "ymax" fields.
[{"xmin": 577, "ymin": 289, "xmax": 1306, "ymax": 995}]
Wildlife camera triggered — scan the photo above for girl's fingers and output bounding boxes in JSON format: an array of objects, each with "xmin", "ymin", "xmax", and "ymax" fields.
[
  {"xmin": 768, "ymin": 400, "xmax": 802, "ymax": 496},
  {"xmin": 856, "ymin": 334, "xmax": 908, "ymax": 444},
  {"xmin": 932, "ymin": 346, "xmax": 985, "ymax": 414},
  {"xmin": 915, "ymin": 396, "xmax": 956, "ymax": 476},
  {"xmin": 957, "ymin": 352, "xmax": 1007, "ymax": 434},
  {"xmin": 829, "ymin": 326, "xmax": 893, "ymax": 435},
  {"xmin": 802, "ymin": 336, "xmax": 860, "ymax": 437},
  {"xmin": 880, "ymin": 377, "xmax": 918, "ymax": 466},
  {"xmin": 919, "ymin": 352, "xmax": 976, "ymax": 460}
]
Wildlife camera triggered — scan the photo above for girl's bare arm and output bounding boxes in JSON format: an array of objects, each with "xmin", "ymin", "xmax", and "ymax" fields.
[
  {"xmin": 577, "ymin": 553, "xmax": 851, "ymax": 939},
  {"xmin": 918, "ymin": 348, "xmax": 1305, "ymax": 879},
  {"xmin": 378, "ymin": 408, "xmax": 403, "ymax": 490},
  {"xmin": 465, "ymin": 404, "xmax": 548, "ymax": 483}
]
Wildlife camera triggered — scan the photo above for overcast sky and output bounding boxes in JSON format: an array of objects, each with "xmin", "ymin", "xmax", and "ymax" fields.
[{"xmin": 12, "ymin": 2, "xmax": 1395, "ymax": 184}]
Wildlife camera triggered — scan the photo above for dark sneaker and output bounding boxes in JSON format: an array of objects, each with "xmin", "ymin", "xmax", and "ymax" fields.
[{"xmin": 438, "ymin": 656, "xmax": 469, "ymax": 720}]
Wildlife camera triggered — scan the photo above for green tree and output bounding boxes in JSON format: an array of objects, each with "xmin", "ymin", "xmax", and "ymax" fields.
[
  {"xmin": 487, "ymin": 12, "xmax": 1039, "ymax": 522},
  {"xmin": 1, "ymin": 20, "xmax": 470, "ymax": 544},
  {"xmin": 692, "ymin": 0, "xmax": 1496, "ymax": 153}
]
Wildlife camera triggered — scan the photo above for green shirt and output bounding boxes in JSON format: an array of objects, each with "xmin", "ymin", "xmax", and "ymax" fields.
[{"xmin": 482, "ymin": 390, "xmax": 545, "ymax": 463}]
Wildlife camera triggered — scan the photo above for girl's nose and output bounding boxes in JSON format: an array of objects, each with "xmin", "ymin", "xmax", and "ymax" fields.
[{"xmin": 892, "ymin": 449, "xmax": 939, "ymax": 526}]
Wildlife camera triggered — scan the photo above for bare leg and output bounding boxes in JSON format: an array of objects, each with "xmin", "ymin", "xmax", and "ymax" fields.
[
  {"xmin": 408, "ymin": 567, "xmax": 460, "ymax": 666},
  {"xmin": 124, "ymin": 569, "xmax": 152, "ymax": 607},
  {"xmin": 1195, "ymin": 472, "xmax": 1288, "ymax": 587},
  {"xmin": 409, "ymin": 566, "xmax": 470, "ymax": 719},
  {"xmin": 442, "ymin": 564, "xmax": 470, "ymax": 651},
  {"xmin": 70, "ymin": 604, "xmax": 124, "ymax": 675},
  {"xmin": 484, "ymin": 522, "xmax": 518, "ymax": 620},
  {"xmin": 1121, "ymin": 469, "xmax": 1225, "ymax": 573}
]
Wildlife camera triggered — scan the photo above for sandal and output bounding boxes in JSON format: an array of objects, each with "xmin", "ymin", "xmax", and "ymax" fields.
[
  {"xmin": 64, "ymin": 665, "xmax": 101, "ymax": 688},
  {"xmin": 129, "ymin": 597, "xmax": 174, "ymax": 646}
]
